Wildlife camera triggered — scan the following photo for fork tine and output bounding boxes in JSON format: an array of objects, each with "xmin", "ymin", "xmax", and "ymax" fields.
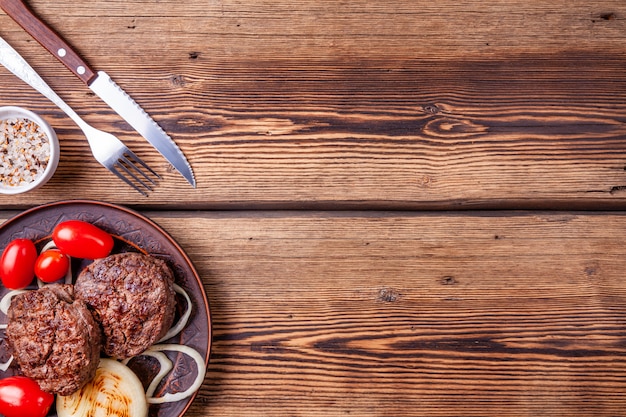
[
  {"xmin": 123, "ymin": 149, "xmax": 160, "ymax": 183},
  {"xmin": 118, "ymin": 154, "xmax": 156, "ymax": 188},
  {"xmin": 116, "ymin": 159, "xmax": 154, "ymax": 193},
  {"xmin": 109, "ymin": 165, "xmax": 148, "ymax": 197}
]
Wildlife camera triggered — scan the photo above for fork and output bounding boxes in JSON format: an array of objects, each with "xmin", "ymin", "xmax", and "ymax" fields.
[{"xmin": 0, "ymin": 35, "xmax": 159, "ymax": 196}]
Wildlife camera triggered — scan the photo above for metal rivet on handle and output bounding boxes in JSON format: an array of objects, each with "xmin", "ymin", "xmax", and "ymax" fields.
[
  {"xmin": 57, "ymin": 48, "xmax": 66, "ymax": 57},
  {"xmin": 77, "ymin": 66, "xmax": 85, "ymax": 75}
]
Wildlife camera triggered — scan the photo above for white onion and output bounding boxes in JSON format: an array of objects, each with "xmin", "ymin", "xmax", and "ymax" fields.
[
  {"xmin": 157, "ymin": 284, "xmax": 192, "ymax": 342},
  {"xmin": 124, "ymin": 350, "xmax": 174, "ymax": 399},
  {"xmin": 56, "ymin": 358, "xmax": 148, "ymax": 417},
  {"xmin": 40, "ymin": 240, "xmax": 57, "ymax": 251},
  {"xmin": 0, "ymin": 289, "xmax": 27, "ymax": 315},
  {"xmin": 143, "ymin": 344, "xmax": 206, "ymax": 404},
  {"xmin": 0, "ymin": 356, "xmax": 13, "ymax": 372}
]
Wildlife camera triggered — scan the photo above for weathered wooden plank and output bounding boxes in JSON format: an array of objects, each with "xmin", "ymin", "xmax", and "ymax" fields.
[
  {"xmin": 0, "ymin": 1, "xmax": 624, "ymax": 209},
  {"xmin": 116, "ymin": 210, "xmax": 626, "ymax": 417},
  {"xmin": 1, "ymin": 210, "xmax": 625, "ymax": 415}
]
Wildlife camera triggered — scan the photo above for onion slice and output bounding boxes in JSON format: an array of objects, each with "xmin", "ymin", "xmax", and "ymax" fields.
[
  {"xmin": 157, "ymin": 284, "xmax": 192, "ymax": 342},
  {"xmin": 143, "ymin": 344, "xmax": 206, "ymax": 404},
  {"xmin": 122, "ymin": 350, "xmax": 174, "ymax": 399},
  {"xmin": 0, "ymin": 289, "xmax": 27, "ymax": 315},
  {"xmin": 56, "ymin": 358, "xmax": 148, "ymax": 417},
  {"xmin": 0, "ymin": 356, "xmax": 13, "ymax": 372},
  {"xmin": 40, "ymin": 240, "xmax": 57, "ymax": 252}
]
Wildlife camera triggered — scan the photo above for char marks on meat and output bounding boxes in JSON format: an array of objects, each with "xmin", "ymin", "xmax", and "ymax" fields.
[
  {"xmin": 6, "ymin": 284, "xmax": 101, "ymax": 395},
  {"xmin": 75, "ymin": 252, "xmax": 176, "ymax": 359}
]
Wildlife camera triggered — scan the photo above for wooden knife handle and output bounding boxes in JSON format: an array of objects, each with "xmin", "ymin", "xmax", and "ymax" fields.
[{"xmin": 0, "ymin": 0, "xmax": 96, "ymax": 85}]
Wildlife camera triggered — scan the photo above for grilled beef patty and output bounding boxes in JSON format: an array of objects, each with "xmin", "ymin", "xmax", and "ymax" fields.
[
  {"xmin": 75, "ymin": 252, "xmax": 176, "ymax": 359},
  {"xmin": 6, "ymin": 284, "xmax": 101, "ymax": 395}
]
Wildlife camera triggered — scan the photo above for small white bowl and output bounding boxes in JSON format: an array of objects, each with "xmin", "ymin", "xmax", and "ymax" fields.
[{"xmin": 0, "ymin": 106, "xmax": 60, "ymax": 194}]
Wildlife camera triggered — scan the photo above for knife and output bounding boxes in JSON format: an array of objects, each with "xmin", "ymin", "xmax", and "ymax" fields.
[{"xmin": 0, "ymin": 0, "xmax": 196, "ymax": 187}]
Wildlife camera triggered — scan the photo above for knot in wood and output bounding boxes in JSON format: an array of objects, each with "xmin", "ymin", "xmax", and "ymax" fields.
[
  {"xmin": 377, "ymin": 287, "xmax": 400, "ymax": 303},
  {"xmin": 442, "ymin": 276, "xmax": 457, "ymax": 285},
  {"xmin": 170, "ymin": 75, "xmax": 186, "ymax": 87},
  {"xmin": 422, "ymin": 104, "xmax": 440, "ymax": 114}
]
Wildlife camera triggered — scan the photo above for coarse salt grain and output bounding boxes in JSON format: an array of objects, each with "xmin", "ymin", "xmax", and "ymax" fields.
[{"xmin": 0, "ymin": 117, "xmax": 50, "ymax": 187}]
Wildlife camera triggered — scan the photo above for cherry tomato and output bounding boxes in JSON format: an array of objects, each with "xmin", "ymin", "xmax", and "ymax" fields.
[
  {"xmin": 52, "ymin": 220, "xmax": 114, "ymax": 259},
  {"xmin": 0, "ymin": 376, "xmax": 54, "ymax": 417},
  {"xmin": 0, "ymin": 239, "xmax": 37, "ymax": 289},
  {"xmin": 34, "ymin": 249, "xmax": 70, "ymax": 283}
]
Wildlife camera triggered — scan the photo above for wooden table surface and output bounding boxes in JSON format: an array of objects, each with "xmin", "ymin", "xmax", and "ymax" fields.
[{"xmin": 1, "ymin": 0, "xmax": 626, "ymax": 415}]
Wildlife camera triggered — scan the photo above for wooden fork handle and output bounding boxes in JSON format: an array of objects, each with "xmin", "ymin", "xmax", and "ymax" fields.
[{"xmin": 0, "ymin": 0, "xmax": 97, "ymax": 85}]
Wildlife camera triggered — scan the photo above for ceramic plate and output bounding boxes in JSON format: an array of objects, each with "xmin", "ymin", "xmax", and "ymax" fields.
[{"xmin": 0, "ymin": 200, "xmax": 211, "ymax": 417}]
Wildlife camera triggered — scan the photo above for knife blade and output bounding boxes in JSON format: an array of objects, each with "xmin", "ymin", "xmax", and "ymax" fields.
[{"xmin": 0, "ymin": 0, "xmax": 196, "ymax": 187}]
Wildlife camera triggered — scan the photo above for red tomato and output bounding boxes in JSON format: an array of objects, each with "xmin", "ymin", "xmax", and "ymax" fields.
[
  {"xmin": 0, "ymin": 239, "xmax": 37, "ymax": 289},
  {"xmin": 52, "ymin": 220, "xmax": 114, "ymax": 259},
  {"xmin": 0, "ymin": 376, "xmax": 54, "ymax": 417},
  {"xmin": 34, "ymin": 249, "xmax": 70, "ymax": 283}
]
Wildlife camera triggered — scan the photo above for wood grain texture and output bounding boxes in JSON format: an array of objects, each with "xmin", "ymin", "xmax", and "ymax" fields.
[
  {"xmin": 0, "ymin": 1, "xmax": 625, "ymax": 208},
  {"xmin": 2, "ymin": 2, "xmax": 626, "ymax": 415},
  {"xmin": 44, "ymin": 210, "xmax": 621, "ymax": 417}
]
